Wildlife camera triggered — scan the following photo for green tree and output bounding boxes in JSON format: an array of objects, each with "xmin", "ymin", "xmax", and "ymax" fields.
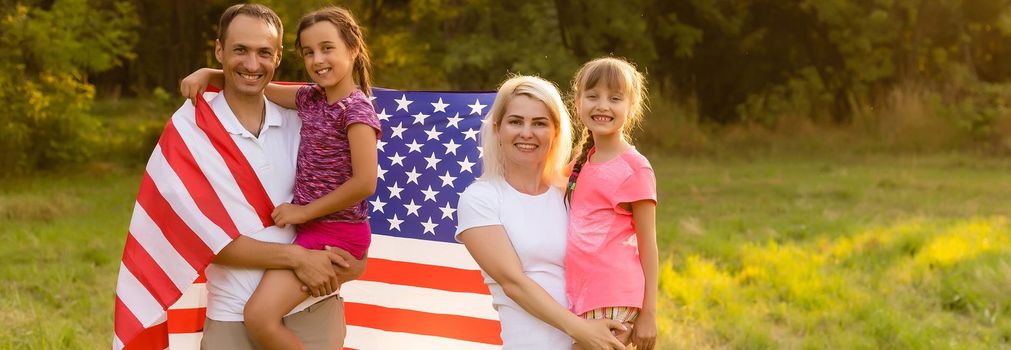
[{"xmin": 1, "ymin": 0, "xmax": 138, "ymax": 173}]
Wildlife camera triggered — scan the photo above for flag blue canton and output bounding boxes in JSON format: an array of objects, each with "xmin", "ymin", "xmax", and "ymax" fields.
[{"xmin": 367, "ymin": 89, "xmax": 496, "ymax": 243}]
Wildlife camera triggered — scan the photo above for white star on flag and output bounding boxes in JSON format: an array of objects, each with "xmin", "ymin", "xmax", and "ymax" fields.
[
  {"xmin": 386, "ymin": 214, "xmax": 403, "ymax": 231},
  {"xmin": 468, "ymin": 99, "xmax": 487, "ymax": 115},
  {"xmin": 439, "ymin": 171, "xmax": 457, "ymax": 188},
  {"xmin": 395, "ymin": 94, "xmax": 413, "ymax": 111},
  {"xmin": 431, "ymin": 98, "xmax": 450, "ymax": 113},
  {"xmin": 425, "ymin": 126, "xmax": 443, "ymax": 141},
  {"xmin": 443, "ymin": 139, "xmax": 461, "ymax": 155},
  {"xmin": 421, "ymin": 217, "xmax": 439, "ymax": 234},
  {"xmin": 406, "ymin": 139, "xmax": 424, "ymax": 153},
  {"xmin": 405, "ymin": 167, "xmax": 422, "ymax": 184},
  {"xmin": 446, "ymin": 112, "xmax": 463, "ymax": 128},
  {"xmin": 387, "ymin": 182, "xmax": 404, "ymax": 199},
  {"xmin": 462, "ymin": 128, "xmax": 480, "ymax": 141},
  {"xmin": 387, "ymin": 152, "xmax": 406, "ymax": 166},
  {"xmin": 421, "ymin": 185, "xmax": 439, "ymax": 202},
  {"xmin": 412, "ymin": 112, "xmax": 430, "ymax": 125},
  {"xmin": 377, "ymin": 164, "xmax": 388, "ymax": 181},
  {"xmin": 369, "ymin": 197, "xmax": 386, "ymax": 213},
  {"xmin": 376, "ymin": 139, "xmax": 387, "ymax": 152},
  {"xmin": 390, "ymin": 122, "xmax": 407, "ymax": 139},
  {"xmin": 458, "ymin": 156, "xmax": 476, "ymax": 173},
  {"xmin": 405, "ymin": 199, "xmax": 421, "ymax": 216},
  {"xmin": 376, "ymin": 108, "xmax": 392, "ymax": 121},
  {"xmin": 424, "ymin": 153, "xmax": 441, "ymax": 169},
  {"xmin": 439, "ymin": 202, "xmax": 457, "ymax": 219}
]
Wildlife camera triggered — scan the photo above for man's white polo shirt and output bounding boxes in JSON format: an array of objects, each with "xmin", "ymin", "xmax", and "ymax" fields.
[{"xmin": 198, "ymin": 93, "xmax": 327, "ymax": 321}]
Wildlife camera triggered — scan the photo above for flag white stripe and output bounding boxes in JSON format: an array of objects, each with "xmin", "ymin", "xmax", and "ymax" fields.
[
  {"xmin": 118, "ymin": 263, "xmax": 167, "ymax": 327},
  {"xmin": 112, "ymin": 335, "xmax": 124, "ymax": 350},
  {"xmin": 116, "ymin": 263, "xmax": 168, "ymax": 327},
  {"xmin": 344, "ymin": 325, "xmax": 501, "ymax": 350},
  {"xmin": 170, "ymin": 115, "xmax": 264, "ymax": 236},
  {"xmin": 146, "ymin": 146, "xmax": 233, "ymax": 251},
  {"xmin": 129, "ymin": 203, "xmax": 198, "ymax": 293},
  {"xmin": 342, "ymin": 280, "xmax": 497, "ymax": 320},
  {"xmin": 169, "ymin": 283, "xmax": 208, "ymax": 310},
  {"xmin": 168, "ymin": 332, "xmax": 202, "ymax": 350},
  {"xmin": 368, "ymin": 234, "xmax": 479, "ymax": 270}
]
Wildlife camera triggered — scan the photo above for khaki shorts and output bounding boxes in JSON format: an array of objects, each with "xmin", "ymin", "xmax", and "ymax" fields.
[{"xmin": 200, "ymin": 295, "xmax": 345, "ymax": 350}]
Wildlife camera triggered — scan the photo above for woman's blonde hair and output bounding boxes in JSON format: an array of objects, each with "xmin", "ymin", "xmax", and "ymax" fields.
[{"xmin": 478, "ymin": 75, "xmax": 573, "ymax": 186}]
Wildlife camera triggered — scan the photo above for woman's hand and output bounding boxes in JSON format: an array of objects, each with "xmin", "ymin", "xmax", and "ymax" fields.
[
  {"xmin": 272, "ymin": 203, "xmax": 312, "ymax": 228},
  {"xmin": 571, "ymin": 318, "xmax": 627, "ymax": 350}
]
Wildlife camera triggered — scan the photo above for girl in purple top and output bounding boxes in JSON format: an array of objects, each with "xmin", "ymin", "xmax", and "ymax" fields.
[{"xmin": 182, "ymin": 6, "xmax": 378, "ymax": 350}]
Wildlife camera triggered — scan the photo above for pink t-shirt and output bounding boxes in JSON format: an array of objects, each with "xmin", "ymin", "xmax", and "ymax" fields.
[
  {"xmin": 565, "ymin": 147, "xmax": 657, "ymax": 315},
  {"xmin": 292, "ymin": 86, "xmax": 381, "ymax": 223}
]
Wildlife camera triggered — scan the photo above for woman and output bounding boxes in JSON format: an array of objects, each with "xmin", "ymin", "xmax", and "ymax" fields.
[{"xmin": 455, "ymin": 75, "xmax": 626, "ymax": 349}]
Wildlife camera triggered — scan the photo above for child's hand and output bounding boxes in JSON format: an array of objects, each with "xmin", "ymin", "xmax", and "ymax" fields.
[
  {"xmin": 631, "ymin": 312, "xmax": 656, "ymax": 350},
  {"xmin": 272, "ymin": 203, "xmax": 311, "ymax": 228},
  {"xmin": 179, "ymin": 68, "xmax": 221, "ymax": 103}
]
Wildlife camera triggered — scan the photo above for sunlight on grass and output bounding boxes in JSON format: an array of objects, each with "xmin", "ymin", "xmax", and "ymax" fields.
[{"xmin": 658, "ymin": 216, "xmax": 1011, "ymax": 349}]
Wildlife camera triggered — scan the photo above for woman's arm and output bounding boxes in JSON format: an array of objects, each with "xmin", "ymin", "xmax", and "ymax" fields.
[
  {"xmin": 272, "ymin": 123, "xmax": 378, "ymax": 226},
  {"xmin": 459, "ymin": 226, "xmax": 625, "ymax": 350},
  {"xmin": 631, "ymin": 200, "xmax": 658, "ymax": 350}
]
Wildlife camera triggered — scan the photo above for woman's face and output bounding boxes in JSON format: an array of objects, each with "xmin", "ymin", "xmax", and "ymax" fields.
[{"xmin": 496, "ymin": 94, "xmax": 556, "ymax": 170}]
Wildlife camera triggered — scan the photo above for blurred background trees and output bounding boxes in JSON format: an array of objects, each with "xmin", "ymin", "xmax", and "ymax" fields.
[{"xmin": 5, "ymin": 0, "xmax": 1011, "ymax": 174}]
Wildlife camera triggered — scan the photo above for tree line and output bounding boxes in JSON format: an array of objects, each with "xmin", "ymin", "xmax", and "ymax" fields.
[{"xmin": 5, "ymin": 0, "xmax": 1011, "ymax": 172}]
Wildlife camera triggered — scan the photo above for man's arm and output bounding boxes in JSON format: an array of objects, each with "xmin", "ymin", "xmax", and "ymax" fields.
[{"xmin": 213, "ymin": 235, "xmax": 350, "ymax": 296}]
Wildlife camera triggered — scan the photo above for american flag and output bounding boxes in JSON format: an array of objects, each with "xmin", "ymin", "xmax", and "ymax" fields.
[{"xmin": 114, "ymin": 88, "xmax": 502, "ymax": 349}]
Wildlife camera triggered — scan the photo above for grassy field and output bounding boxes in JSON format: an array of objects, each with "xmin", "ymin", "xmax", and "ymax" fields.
[{"xmin": 2, "ymin": 153, "xmax": 1011, "ymax": 349}]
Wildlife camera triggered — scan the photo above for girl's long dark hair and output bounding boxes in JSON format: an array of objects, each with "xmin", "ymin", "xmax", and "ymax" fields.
[{"xmin": 295, "ymin": 6, "xmax": 373, "ymax": 96}]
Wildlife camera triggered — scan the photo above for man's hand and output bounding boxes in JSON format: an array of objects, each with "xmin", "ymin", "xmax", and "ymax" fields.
[
  {"xmin": 291, "ymin": 247, "xmax": 350, "ymax": 297},
  {"xmin": 300, "ymin": 247, "xmax": 367, "ymax": 294},
  {"xmin": 329, "ymin": 246, "xmax": 367, "ymax": 284},
  {"xmin": 272, "ymin": 203, "xmax": 312, "ymax": 228}
]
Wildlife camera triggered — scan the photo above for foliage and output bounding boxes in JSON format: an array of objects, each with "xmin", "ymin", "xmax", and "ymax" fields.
[{"xmin": 1, "ymin": 0, "xmax": 138, "ymax": 174}]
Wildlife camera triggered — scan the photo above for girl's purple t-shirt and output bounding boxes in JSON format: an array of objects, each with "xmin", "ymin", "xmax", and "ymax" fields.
[{"xmin": 292, "ymin": 86, "xmax": 382, "ymax": 223}]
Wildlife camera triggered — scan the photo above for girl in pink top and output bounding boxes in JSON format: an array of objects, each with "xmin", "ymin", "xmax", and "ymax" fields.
[
  {"xmin": 564, "ymin": 57, "xmax": 658, "ymax": 350},
  {"xmin": 182, "ymin": 6, "xmax": 378, "ymax": 350}
]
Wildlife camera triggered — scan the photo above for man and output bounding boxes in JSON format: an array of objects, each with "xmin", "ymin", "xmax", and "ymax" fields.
[{"xmin": 187, "ymin": 4, "xmax": 364, "ymax": 349}]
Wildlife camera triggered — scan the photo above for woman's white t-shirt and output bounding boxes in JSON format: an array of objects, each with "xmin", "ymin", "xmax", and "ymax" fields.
[{"xmin": 455, "ymin": 178, "xmax": 571, "ymax": 349}]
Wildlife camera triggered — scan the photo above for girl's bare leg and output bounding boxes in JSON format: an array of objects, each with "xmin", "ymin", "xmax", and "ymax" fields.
[{"xmin": 244, "ymin": 269, "xmax": 310, "ymax": 350}]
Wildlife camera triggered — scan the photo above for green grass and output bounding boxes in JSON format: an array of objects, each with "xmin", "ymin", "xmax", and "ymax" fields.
[
  {"xmin": 0, "ymin": 165, "xmax": 141, "ymax": 349},
  {"xmin": 3, "ymin": 153, "xmax": 1011, "ymax": 348},
  {"xmin": 653, "ymin": 153, "xmax": 1011, "ymax": 349}
]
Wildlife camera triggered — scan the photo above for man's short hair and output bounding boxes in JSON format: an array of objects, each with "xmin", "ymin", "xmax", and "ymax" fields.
[{"xmin": 217, "ymin": 3, "xmax": 283, "ymax": 45}]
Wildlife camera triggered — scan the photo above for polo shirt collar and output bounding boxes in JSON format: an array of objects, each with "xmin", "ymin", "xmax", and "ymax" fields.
[{"xmin": 210, "ymin": 93, "xmax": 286, "ymax": 137}]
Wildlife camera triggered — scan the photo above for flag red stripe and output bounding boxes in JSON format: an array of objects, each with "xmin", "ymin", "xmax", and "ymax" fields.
[
  {"xmin": 167, "ymin": 307, "xmax": 206, "ymax": 333},
  {"xmin": 122, "ymin": 234, "xmax": 181, "ymax": 309},
  {"xmin": 159, "ymin": 122, "xmax": 242, "ymax": 239},
  {"xmin": 136, "ymin": 174, "xmax": 213, "ymax": 272},
  {"xmin": 122, "ymin": 320, "xmax": 169, "ymax": 350},
  {"xmin": 114, "ymin": 297, "xmax": 144, "ymax": 345},
  {"xmin": 360, "ymin": 258, "xmax": 489, "ymax": 294},
  {"xmin": 194, "ymin": 272, "xmax": 206, "ymax": 283},
  {"xmin": 193, "ymin": 95, "xmax": 275, "ymax": 227},
  {"xmin": 345, "ymin": 302, "xmax": 502, "ymax": 345}
]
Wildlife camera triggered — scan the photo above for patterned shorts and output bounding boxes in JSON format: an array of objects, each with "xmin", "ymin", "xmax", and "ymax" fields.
[{"xmin": 579, "ymin": 306, "xmax": 640, "ymax": 324}]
